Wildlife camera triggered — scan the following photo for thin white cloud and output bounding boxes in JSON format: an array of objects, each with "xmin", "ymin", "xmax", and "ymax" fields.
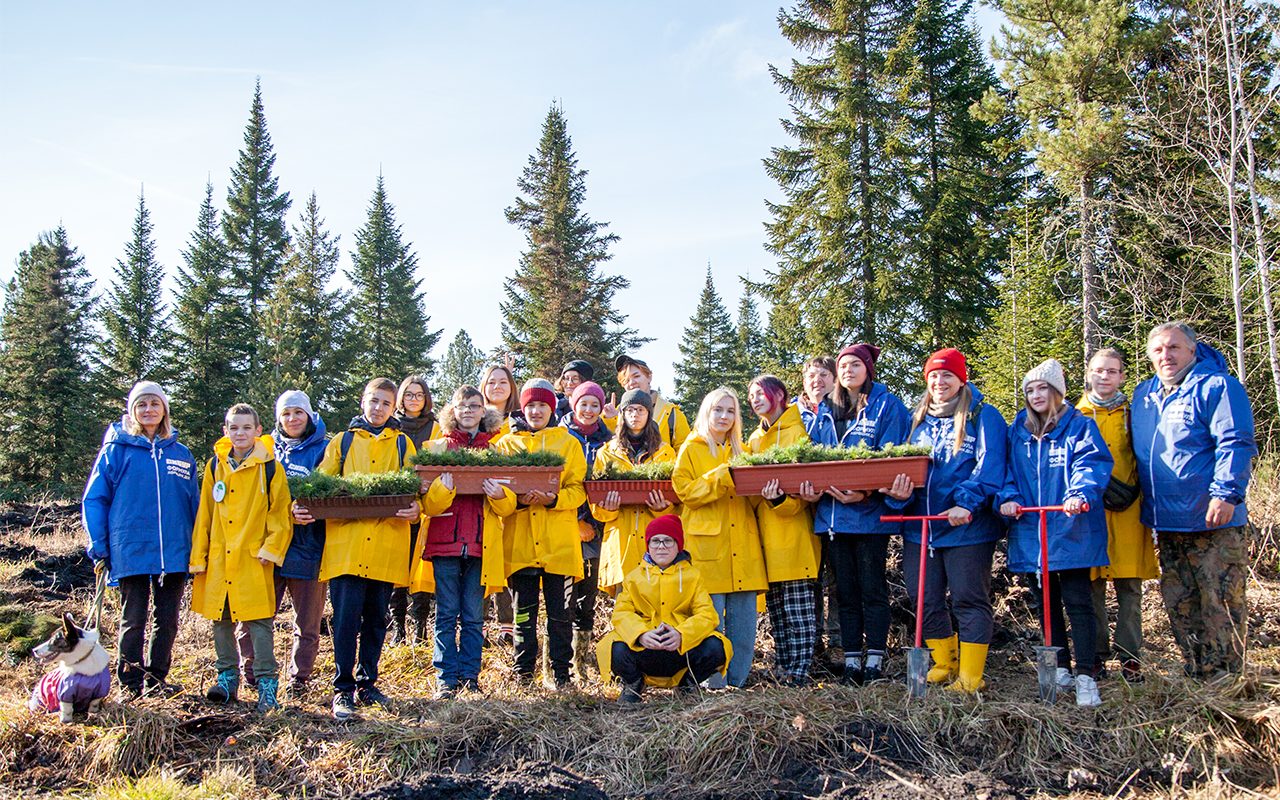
[{"xmin": 672, "ymin": 18, "xmax": 773, "ymax": 83}]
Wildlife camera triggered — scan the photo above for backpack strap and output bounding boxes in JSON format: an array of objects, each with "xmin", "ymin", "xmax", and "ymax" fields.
[
  {"xmin": 397, "ymin": 433, "xmax": 408, "ymax": 468},
  {"xmin": 668, "ymin": 408, "xmax": 677, "ymax": 444},
  {"xmin": 338, "ymin": 430, "xmax": 355, "ymax": 476},
  {"xmin": 263, "ymin": 459, "xmax": 277, "ymax": 511}
]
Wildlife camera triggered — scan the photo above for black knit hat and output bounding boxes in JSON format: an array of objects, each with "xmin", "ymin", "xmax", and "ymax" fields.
[
  {"xmin": 561, "ymin": 359, "xmax": 594, "ymax": 381},
  {"xmin": 618, "ymin": 388, "xmax": 654, "ymax": 413}
]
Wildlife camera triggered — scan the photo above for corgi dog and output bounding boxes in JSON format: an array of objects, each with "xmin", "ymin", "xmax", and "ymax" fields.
[{"xmin": 29, "ymin": 613, "xmax": 111, "ymax": 723}]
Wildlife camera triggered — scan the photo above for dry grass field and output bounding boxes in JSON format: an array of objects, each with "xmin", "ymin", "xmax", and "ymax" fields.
[{"xmin": 0, "ymin": 491, "xmax": 1277, "ymax": 799}]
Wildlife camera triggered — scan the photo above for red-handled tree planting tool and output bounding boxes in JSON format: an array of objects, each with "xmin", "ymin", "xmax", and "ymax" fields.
[
  {"xmin": 882, "ymin": 514, "xmax": 950, "ymax": 698},
  {"xmin": 1016, "ymin": 503, "xmax": 1089, "ymax": 703}
]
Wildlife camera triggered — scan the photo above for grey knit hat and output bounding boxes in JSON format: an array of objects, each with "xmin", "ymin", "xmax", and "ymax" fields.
[{"xmin": 1022, "ymin": 358, "xmax": 1067, "ymax": 398}]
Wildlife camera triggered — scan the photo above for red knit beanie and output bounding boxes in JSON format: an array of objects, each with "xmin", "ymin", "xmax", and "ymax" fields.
[
  {"xmin": 570, "ymin": 381, "xmax": 606, "ymax": 410},
  {"xmin": 837, "ymin": 343, "xmax": 881, "ymax": 384},
  {"xmin": 645, "ymin": 514, "xmax": 684, "ymax": 552},
  {"xmin": 924, "ymin": 348, "xmax": 968, "ymax": 383},
  {"xmin": 519, "ymin": 378, "xmax": 557, "ymax": 410}
]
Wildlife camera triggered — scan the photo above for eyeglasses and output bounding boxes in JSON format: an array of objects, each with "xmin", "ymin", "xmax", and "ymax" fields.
[
  {"xmin": 648, "ymin": 537, "xmax": 677, "ymax": 548},
  {"xmin": 403, "ymin": 392, "xmax": 426, "ymax": 400}
]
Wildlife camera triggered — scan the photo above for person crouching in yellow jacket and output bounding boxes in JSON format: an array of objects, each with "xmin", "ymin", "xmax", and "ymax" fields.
[
  {"xmin": 598, "ymin": 515, "xmax": 730, "ymax": 703},
  {"xmin": 190, "ymin": 403, "xmax": 292, "ymax": 713},
  {"xmin": 591, "ymin": 388, "xmax": 678, "ymax": 594},
  {"xmin": 673, "ymin": 386, "xmax": 766, "ymax": 689},
  {"xmin": 492, "ymin": 378, "xmax": 587, "ymax": 688},
  {"xmin": 294, "ymin": 377, "xmax": 422, "ymax": 721},
  {"xmin": 1078, "ymin": 348, "xmax": 1159, "ymax": 683}
]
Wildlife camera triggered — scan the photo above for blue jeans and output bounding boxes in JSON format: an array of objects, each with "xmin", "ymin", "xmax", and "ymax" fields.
[
  {"xmin": 711, "ymin": 591, "xmax": 758, "ymax": 687},
  {"xmin": 431, "ymin": 555, "xmax": 484, "ymax": 687},
  {"xmin": 328, "ymin": 575, "xmax": 393, "ymax": 694}
]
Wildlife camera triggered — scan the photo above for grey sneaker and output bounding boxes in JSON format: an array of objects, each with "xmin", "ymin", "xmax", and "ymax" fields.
[{"xmin": 332, "ymin": 691, "xmax": 356, "ymax": 721}]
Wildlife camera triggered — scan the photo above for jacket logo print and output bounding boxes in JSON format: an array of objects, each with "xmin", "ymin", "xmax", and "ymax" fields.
[
  {"xmin": 166, "ymin": 459, "xmax": 192, "ymax": 480},
  {"xmin": 1048, "ymin": 443, "xmax": 1067, "ymax": 469}
]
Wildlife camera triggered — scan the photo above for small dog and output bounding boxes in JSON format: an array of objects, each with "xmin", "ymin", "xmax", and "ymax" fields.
[{"xmin": 29, "ymin": 612, "xmax": 111, "ymax": 723}]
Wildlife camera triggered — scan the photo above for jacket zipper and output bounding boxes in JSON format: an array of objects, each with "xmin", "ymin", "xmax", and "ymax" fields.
[
  {"xmin": 1148, "ymin": 388, "xmax": 1165, "ymax": 531},
  {"xmin": 153, "ymin": 439, "xmax": 166, "ymax": 579}
]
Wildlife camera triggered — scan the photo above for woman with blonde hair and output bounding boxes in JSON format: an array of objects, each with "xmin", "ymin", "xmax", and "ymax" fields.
[{"xmin": 672, "ymin": 386, "xmax": 766, "ymax": 687}]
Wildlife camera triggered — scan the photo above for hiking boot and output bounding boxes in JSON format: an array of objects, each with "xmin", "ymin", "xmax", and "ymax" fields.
[
  {"xmin": 255, "ymin": 677, "xmax": 280, "ymax": 713},
  {"xmin": 1121, "ymin": 659, "xmax": 1143, "ymax": 683},
  {"xmin": 285, "ymin": 679, "xmax": 310, "ymax": 700},
  {"xmin": 206, "ymin": 669, "xmax": 239, "ymax": 704},
  {"xmin": 862, "ymin": 665, "xmax": 885, "ymax": 685},
  {"xmin": 116, "ymin": 684, "xmax": 142, "ymax": 704},
  {"xmin": 332, "ymin": 691, "xmax": 356, "ymax": 721},
  {"xmin": 617, "ymin": 680, "xmax": 643, "ymax": 705},
  {"xmin": 143, "ymin": 677, "xmax": 182, "ymax": 699},
  {"xmin": 434, "ymin": 684, "xmax": 457, "ymax": 701},
  {"xmin": 356, "ymin": 685, "xmax": 390, "ymax": 708},
  {"xmin": 1075, "ymin": 674, "xmax": 1101, "ymax": 707},
  {"xmin": 459, "ymin": 678, "xmax": 481, "ymax": 694}
]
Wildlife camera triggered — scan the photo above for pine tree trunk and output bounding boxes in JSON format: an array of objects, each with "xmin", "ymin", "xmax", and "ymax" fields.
[{"xmin": 1079, "ymin": 174, "xmax": 1100, "ymax": 361}]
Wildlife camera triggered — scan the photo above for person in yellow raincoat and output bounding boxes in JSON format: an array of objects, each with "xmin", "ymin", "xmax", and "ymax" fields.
[
  {"xmin": 492, "ymin": 378, "xmax": 588, "ymax": 688},
  {"xmin": 1078, "ymin": 348, "xmax": 1159, "ymax": 682},
  {"xmin": 598, "ymin": 515, "xmax": 729, "ymax": 703},
  {"xmin": 190, "ymin": 404, "xmax": 292, "ymax": 712},
  {"xmin": 672, "ymin": 386, "xmax": 766, "ymax": 688},
  {"xmin": 294, "ymin": 377, "xmax": 422, "ymax": 721},
  {"xmin": 410, "ymin": 386, "xmax": 514, "ymax": 697},
  {"xmin": 745, "ymin": 375, "xmax": 821, "ymax": 686},
  {"xmin": 591, "ymin": 388, "xmax": 678, "ymax": 594},
  {"xmin": 601, "ymin": 354, "xmax": 691, "ymax": 449}
]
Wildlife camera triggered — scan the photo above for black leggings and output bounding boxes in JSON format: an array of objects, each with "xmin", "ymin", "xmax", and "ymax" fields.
[
  {"xmin": 1045, "ymin": 568, "xmax": 1097, "ymax": 671},
  {"xmin": 828, "ymin": 534, "xmax": 890, "ymax": 655}
]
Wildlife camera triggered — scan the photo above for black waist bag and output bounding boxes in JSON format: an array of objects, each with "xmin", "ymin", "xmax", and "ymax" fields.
[{"xmin": 1103, "ymin": 476, "xmax": 1140, "ymax": 512}]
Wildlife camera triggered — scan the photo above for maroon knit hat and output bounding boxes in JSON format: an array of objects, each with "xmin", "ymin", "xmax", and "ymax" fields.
[
  {"xmin": 519, "ymin": 378, "xmax": 557, "ymax": 410},
  {"xmin": 570, "ymin": 381, "xmax": 606, "ymax": 410},
  {"xmin": 645, "ymin": 514, "xmax": 685, "ymax": 552},
  {"xmin": 837, "ymin": 343, "xmax": 881, "ymax": 384},
  {"xmin": 924, "ymin": 348, "xmax": 968, "ymax": 383}
]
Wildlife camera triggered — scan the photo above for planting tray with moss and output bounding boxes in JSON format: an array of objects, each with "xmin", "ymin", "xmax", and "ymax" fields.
[
  {"xmin": 585, "ymin": 461, "xmax": 675, "ymax": 504},
  {"xmin": 411, "ymin": 449, "xmax": 565, "ymax": 495},
  {"xmin": 728, "ymin": 441, "xmax": 931, "ymax": 496},
  {"xmin": 288, "ymin": 470, "xmax": 421, "ymax": 519}
]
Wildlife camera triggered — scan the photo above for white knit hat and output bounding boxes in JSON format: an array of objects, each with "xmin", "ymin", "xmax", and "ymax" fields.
[
  {"xmin": 126, "ymin": 380, "xmax": 169, "ymax": 411},
  {"xmin": 1022, "ymin": 358, "xmax": 1067, "ymax": 398},
  {"xmin": 275, "ymin": 389, "xmax": 314, "ymax": 420}
]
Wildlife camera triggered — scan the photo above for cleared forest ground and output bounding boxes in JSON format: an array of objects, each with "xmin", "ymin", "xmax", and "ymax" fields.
[{"xmin": 0, "ymin": 496, "xmax": 1276, "ymax": 799}]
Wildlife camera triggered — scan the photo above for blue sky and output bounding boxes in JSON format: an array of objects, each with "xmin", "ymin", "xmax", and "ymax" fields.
[{"xmin": 0, "ymin": 2, "xmax": 1002, "ymax": 394}]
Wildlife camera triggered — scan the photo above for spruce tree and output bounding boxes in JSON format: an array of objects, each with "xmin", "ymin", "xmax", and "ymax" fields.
[
  {"xmin": 346, "ymin": 175, "xmax": 440, "ymax": 384},
  {"xmin": 501, "ymin": 103, "xmax": 646, "ymax": 384},
  {"xmin": 762, "ymin": 0, "xmax": 903, "ymax": 367},
  {"xmin": 0, "ymin": 228, "xmax": 100, "ymax": 487},
  {"xmin": 262, "ymin": 191, "xmax": 351, "ymax": 423},
  {"xmin": 734, "ymin": 287, "xmax": 769, "ymax": 429},
  {"xmin": 674, "ymin": 267, "xmax": 739, "ymax": 416},
  {"xmin": 436, "ymin": 329, "xmax": 486, "ymax": 400},
  {"xmin": 97, "ymin": 190, "xmax": 170, "ymax": 402},
  {"xmin": 170, "ymin": 184, "xmax": 245, "ymax": 455},
  {"xmin": 223, "ymin": 78, "xmax": 291, "ymax": 389}
]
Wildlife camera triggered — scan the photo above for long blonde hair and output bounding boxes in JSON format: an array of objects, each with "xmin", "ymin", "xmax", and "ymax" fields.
[
  {"xmin": 692, "ymin": 386, "xmax": 744, "ymax": 460},
  {"xmin": 910, "ymin": 383, "xmax": 973, "ymax": 455},
  {"xmin": 124, "ymin": 398, "xmax": 172, "ymax": 440}
]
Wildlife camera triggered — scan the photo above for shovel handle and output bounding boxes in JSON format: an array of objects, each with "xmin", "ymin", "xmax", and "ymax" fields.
[
  {"xmin": 1016, "ymin": 503, "xmax": 1089, "ymax": 647},
  {"xmin": 1014, "ymin": 503, "xmax": 1090, "ymax": 513},
  {"xmin": 880, "ymin": 515, "xmax": 950, "ymax": 522}
]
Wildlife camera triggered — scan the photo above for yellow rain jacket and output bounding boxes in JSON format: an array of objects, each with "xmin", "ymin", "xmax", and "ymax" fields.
[
  {"xmin": 316, "ymin": 425, "xmax": 420, "ymax": 587},
  {"xmin": 190, "ymin": 436, "xmax": 292, "ymax": 622},
  {"xmin": 596, "ymin": 553, "xmax": 731, "ymax": 687},
  {"xmin": 493, "ymin": 425, "xmax": 588, "ymax": 579},
  {"xmin": 590, "ymin": 440, "xmax": 679, "ymax": 592},
  {"xmin": 747, "ymin": 404, "xmax": 821, "ymax": 583},
  {"xmin": 603, "ymin": 393, "xmax": 691, "ymax": 450},
  {"xmin": 1076, "ymin": 395, "xmax": 1159, "ymax": 581},
  {"xmin": 672, "ymin": 434, "xmax": 767, "ymax": 594}
]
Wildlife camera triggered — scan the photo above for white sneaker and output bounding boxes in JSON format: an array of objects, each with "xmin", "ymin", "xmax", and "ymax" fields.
[
  {"xmin": 1076, "ymin": 674, "xmax": 1101, "ymax": 707},
  {"xmin": 1055, "ymin": 667, "xmax": 1074, "ymax": 689}
]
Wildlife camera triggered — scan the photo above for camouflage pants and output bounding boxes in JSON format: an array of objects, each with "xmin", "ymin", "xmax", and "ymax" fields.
[{"xmin": 1157, "ymin": 526, "xmax": 1248, "ymax": 675}]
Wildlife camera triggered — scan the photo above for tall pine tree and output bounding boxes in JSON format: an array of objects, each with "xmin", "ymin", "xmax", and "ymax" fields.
[
  {"xmin": 223, "ymin": 79, "xmax": 291, "ymax": 394},
  {"xmin": 262, "ymin": 191, "xmax": 351, "ymax": 423},
  {"xmin": 170, "ymin": 184, "xmax": 245, "ymax": 455},
  {"xmin": 674, "ymin": 266, "xmax": 739, "ymax": 416},
  {"xmin": 346, "ymin": 175, "xmax": 440, "ymax": 384},
  {"xmin": 0, "ymin": 228, "xmax": 100, "ymax": 486},
  {"xmin": 436, "ymin": 329, "xmax": 486, "ymax": 400},
  {"xmin": 97, "ymin": 190, "xmax": 170, "ymax": 402},
  {"xmin": 501, "ymin": 103, "xmax": 645, "ymax": 383},
  {"xmin": 734, "ymin": 286, "xmax": 768, "ymax": 385}
]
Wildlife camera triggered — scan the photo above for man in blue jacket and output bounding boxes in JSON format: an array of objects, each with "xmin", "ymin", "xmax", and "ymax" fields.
[{"xmin": 1132, "ymin": 322, "xmax": 1257, "ymax": 677}]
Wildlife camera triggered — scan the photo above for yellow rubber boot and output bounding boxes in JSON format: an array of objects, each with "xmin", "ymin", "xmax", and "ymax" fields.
[
  {"xmin": 946, "ymin": 642, "xmax": 989, "ymax": 693},
  {"xmin": 925, "ymin": 635, "xmax": 958, "ymax": 684}
]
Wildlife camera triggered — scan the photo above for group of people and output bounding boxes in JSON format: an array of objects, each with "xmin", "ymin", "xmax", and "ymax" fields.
[{"xmin": 79, "ymin": 320, "xmax": 1256, "ymax": 718}]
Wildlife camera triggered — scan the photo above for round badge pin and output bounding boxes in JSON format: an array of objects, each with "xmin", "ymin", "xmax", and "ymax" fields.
[{"xmin": 212, "ymin": 480, "xmax": 227, "ymax": 503}]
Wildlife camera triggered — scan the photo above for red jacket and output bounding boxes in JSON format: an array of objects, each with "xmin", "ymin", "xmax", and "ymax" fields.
[{"xmin": 422, "ymin": 428, "xmax": 496, "ymax": 559}]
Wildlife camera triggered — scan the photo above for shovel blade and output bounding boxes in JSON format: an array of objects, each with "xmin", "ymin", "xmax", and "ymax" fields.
[
  {"xmin": 1035, "ymin": 646, "xmax": 1063, "ymax": 704},
  {"xmin": 906, "ymin": 647, "xmax": 930, "ymax": 698}
]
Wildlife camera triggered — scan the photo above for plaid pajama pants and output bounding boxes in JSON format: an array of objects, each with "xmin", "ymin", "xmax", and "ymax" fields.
[{"xmin": 766, "ymin": 579, "xmax": 818, "ymax": 681}]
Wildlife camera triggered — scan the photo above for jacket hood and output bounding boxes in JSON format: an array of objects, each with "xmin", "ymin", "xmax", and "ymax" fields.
[
  {"xmin": 440, "ymin": 403, "xmax": 503, "ymax": 435},
  {"xmin": 104, "ymin": 419, "xmax": 180, "ymax": 450},
  {"xmin": 967, "ymin": 384, "xmax": 987, "ymax": 411},
  {"xmin": 1186, "ymin": 342, "xmax": 1231, "ymax": 383},
  {"xmin": 642, "ymin": 550, "xmax": 691, "ymax": 570},
  {"xmin": 213, "ymin": 435, "xmax": 275, "ymax": 465},
  {"xmin": 274, "ymin": 412, "xmax": 327, "ymax": 451}
]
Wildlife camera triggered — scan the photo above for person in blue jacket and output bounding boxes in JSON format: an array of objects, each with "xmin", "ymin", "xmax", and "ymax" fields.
[
  {"xmin": 998, "ymin": 358, "xmax": 1113, "ymax": 707},
  {"xmin": 1132, "ymin": 321, "xmax": 1257, "ymax": 678},
  {"xmin": 82, "ymin": 381, "xmax": 199, "ymax": 701},
  {"xmin": 235, "ymin": 390, "xmax": 329, "ymax": 697},
  {"xmin": 805, "ymin": 343, "xmax": 911, "ymax": 685},
  {"xmin": 885, "ymin": 348, "xmax": 1008, "ymax": 694}
]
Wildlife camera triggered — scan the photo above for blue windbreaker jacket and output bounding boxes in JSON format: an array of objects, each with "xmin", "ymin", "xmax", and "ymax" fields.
[
  {"xmin": 1132, "ymin": 343, "xmax": 1257, "ymax": 532},
  {"xmin": 82, "ymin": 421, "xmax": 200, "ymax": 585},
  {"xmin": 896, "ymin": 386, "xmax": 1009, "ymax": 548},
  {"xmin": 272, "ymin": 413, "xmax": 329, "ymax": 580},
  {"xmin": 998, "ymin": 405, "xmax": 1113, "ymax": 573},
  {"xmin": 807, "ymin": 383, "xmax": 911, "ymax": 535}
]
